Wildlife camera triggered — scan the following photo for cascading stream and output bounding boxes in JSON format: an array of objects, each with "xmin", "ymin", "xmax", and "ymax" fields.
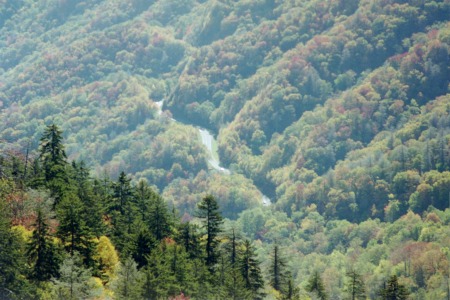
[{"xmin": 155, "ymin": 99, "xmax": 271, "ymax": 206}]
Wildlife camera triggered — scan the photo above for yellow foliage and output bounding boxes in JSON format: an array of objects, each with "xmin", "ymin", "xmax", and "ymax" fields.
[
  {"xmin": 266, "ymin": 287, "xmax": 281, "ymax": 300},
  {"xmin": 35, "ymin": 282, "xmax": 53, "ymax": 300},
  {"xmin": 95, "ymin": 236, "xmax": 119, "ymax": 283},
  {"xmin": 12, "ymin": 225, "xmax": 32, "ymax": 243},
  {"xmin": 305, "ymin": 204, "xmax": 317, "ymax": 213},
  {"xmin": 91, "ymin": 277, "xmax": 110, "ymax": 300}
]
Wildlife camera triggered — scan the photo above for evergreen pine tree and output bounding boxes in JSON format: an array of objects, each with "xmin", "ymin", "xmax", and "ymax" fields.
[
  {"xmin": 71, "ymin": 161, "xmax": 104, "ymax": 236},
  {"xmin": 132, "ymin": 227, "xmax": 156, "ymax": 269},
  {"xmin": 148, "ymin": 192, "xmax": 172, "ymax": 241},
  {"xmin": 111, "ymin": 257, "xmax": 143, "ymax": 300},
  {"xmin": 56, "ymin": 193, "xmax": 97, "ymax": 269},
  {"xmin": 269, "ymin": 245, "xmax": 289, "ymax": 293},
  {"xmin": 109, "ymin": 172, "xmax": 137, "ymax": 254},
  {"xmin": 92, "ymin": 173, "xmax": 113, "ymax": 210},
  {"xmin": 379, "ymin": 275, "xmax": 410, "ymax": 300},
  {"xmin": 281, "ymin": 277, "xmax": 300, "ymax": 300},
  {"xmin": 111, "ymin": 171, "xmax": 134, "ymax": 214},
  {"xmin": 27, "ymin": 208, "xmax": 60, "ymax": 282},
  {"xmin": 177, "ymin": 221, "xmax": 203, "ymax": 260},
  {"xmin": 30, "ymin": 157, "xmax": 45, "ymax": 188},
  {"xmin": 220, "ymin": 262, "xmax": 252, "ymax": 300},
  {"xmin": 38, "ymin": 124, "xmax": 69, "ymax": 204},
  {"xmin": 135, "ymin": 179, "xmax": 153, "ymax": 221},
  {"xmin": 141, "ymin": 242, "xmax": 178, "ymax": 299},
  {"xmin": 344, "ymin": 269, "xmax": 366, "ymax": 300},
  {"xmin": 51, "ymin": 252, "xmax": 99, "ymax": 300},
  {"xmin": 168, "ymin": 240, "xmax": 197, "ymax": 297},
  {"xmin": 196, "ymin": 194, "xmax": 223, "ymax": 272},
  {"xmin": 306, "ymin": 270, "xmax": 328, "ymax": 300},
  {"xmin": 240, "ymin": 239, "xmax": 265, "ymax": 299}
]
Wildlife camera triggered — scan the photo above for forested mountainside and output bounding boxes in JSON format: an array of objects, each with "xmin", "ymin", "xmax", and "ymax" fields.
[{"xmin": 1, "ymin": 0, "xmax": 450, "ymax": 299}]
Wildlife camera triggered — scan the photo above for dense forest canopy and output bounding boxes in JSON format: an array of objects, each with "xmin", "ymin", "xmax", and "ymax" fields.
[{"xmin": 1, "ymin": 0, "xmax": 450, "ymax": 299}]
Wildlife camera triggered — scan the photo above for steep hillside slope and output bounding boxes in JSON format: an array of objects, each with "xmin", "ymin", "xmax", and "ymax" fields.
[
  {"xmin": 0, "ymin": 0, "xmax": 449, "ymax": 220},
  {"xmin": 1, "ymin": 0, "xmax": 450, "ymax": 298}
]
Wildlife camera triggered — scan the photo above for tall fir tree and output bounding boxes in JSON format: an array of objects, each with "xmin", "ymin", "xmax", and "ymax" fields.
[
  {"xmin": 169, "ymin": 242, "xmax": 197, "ymax": 296},
  {"xmin": 196, "ymin": 195, "xmax": 223, "ymax": 272},
  {"xmin": 141, "ymin": 241, "xmax": 179, "ymax": 299},
  {"xmin": 132, "ymin": 226, "xmax": 156, "ymax": 269},
  {"xmin": 306, "ymin": 271, "xmax": 328, "ymax": 300},
  {"xmin": 177, "ymin": 221, "xmax": 203, "ymax": 260},
  {"xmin": 111, "ymin": 257, "xmax": 143, "ymax": 300},
  {"xmin": 92, "ymin": 173, "xmax": 113, "ymax": 211},
  {"xmin": 135, "ymin": 179, "xmax": 153, "ymax": 221},
  {"xmin": 220, "ymin": 261, "xmax": 252, "ymax": 300},
  {"xmin": 38, "ymin": 124, "xmax": 69, "ymax": 205},
  {"xmin": 344, "ymin": 269, "xmax": 366, "ymax": 300},
  {"xmin": 56, "ymin": 193, "xmax": 97, "ymax": 269},
  {"xmin": 269, "ymin": 245, "xmax": 289, "ymax": 294},
  {"xmin": 27, "ymin": 208, "xmax": 60, "ymax": 282},
  {"xmin": 228, "ymin": 228, "xmax": 238, "ymax": 266},
  {"xmin": 379, "ymin": 275, "xmax": 409, "ymax": 300},
  {"xmin": 51, "ymin": 252, "xmax": 99, "ymax": 300},
  {"xmin": 240, "ymin": 239, "xmax": 265, "ymax": 299},
  {"xmin": 148, "ymin": 192, "xmax": 172, "ymax": 241},
  {"xmin": 71, "ymin": 161, "xmax": 104, "ymax": 236},
  {"xmin": 109, "ymin": 172, "xmax": 136, "ymax": 254},
  {"xmin": 282, "ymin": 277, "xmax": 300, "ymax": 300},
  {"xmin": 111, "ymin": 171, "xmax": 134, "ymax": 214}
]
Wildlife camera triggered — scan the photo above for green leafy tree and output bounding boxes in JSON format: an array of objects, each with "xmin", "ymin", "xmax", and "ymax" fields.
[
  {"xmin": 379, "ymin": 275, "xmax": 409, "ymax": 300},
  {"xmin": 0, "ymin": 189, "xmax": 30, "ymax": 299},
  {"xmin": 197, "ymin": 194, "xmax": 223, "ymax": 272},
  {"xmin": 306, "ymin": 270, "xmax": 328, "ymax": 300},
  {"xmin": 344, "ymin": 269, "xmax": 366, "ymax": 300}
]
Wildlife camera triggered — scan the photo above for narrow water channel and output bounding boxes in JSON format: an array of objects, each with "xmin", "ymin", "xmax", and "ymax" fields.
[{"xmin": 155, "ymin": 99, "xmax": 271, "ymax": 206}]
